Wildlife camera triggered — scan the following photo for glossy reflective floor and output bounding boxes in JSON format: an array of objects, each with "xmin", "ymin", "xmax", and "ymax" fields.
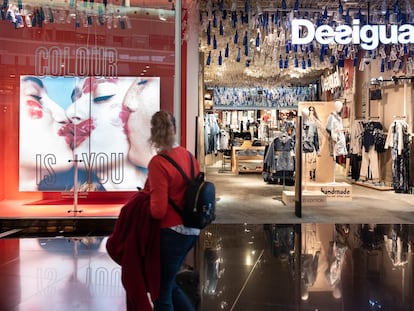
[
  {"xmin": 1, "ymin": 224, "xmax": 413, "ymax": 311},
  {"xmin": 1, "ymin": 162, "xmax": 414, "ymax": 310}
]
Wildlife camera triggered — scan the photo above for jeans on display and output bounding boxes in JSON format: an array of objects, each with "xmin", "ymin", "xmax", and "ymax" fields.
[
  {"xmin": 154, "ymin": 228, "xmax": 198, "ymax": 311},
  {"xmin": 350, "ymin": 153, "xmax": 362, "ymax": 180},
  {"xmin": 359, "ymin": 145, "xmax": 379, "ymax": 181}
]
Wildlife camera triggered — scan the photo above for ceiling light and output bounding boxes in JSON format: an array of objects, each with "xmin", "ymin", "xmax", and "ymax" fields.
[
  {"xmin": 381, "ymin": 0, "xmax": 387, "ymax": 14},
  {"xmin": 158, "ymin": 9, "xmax": 167, "ymax": 21}
]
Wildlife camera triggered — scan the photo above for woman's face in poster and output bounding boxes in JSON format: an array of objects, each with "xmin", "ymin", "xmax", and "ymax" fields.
[
  {"xmin": 309, "ymin": 106, "xmax": 315, "ymax": 114},
  {"xmin": 123, "ymin": 78, "xmax": 159, "ymax": 168},
  {"xmin": 19, "ymin": 77, "xmax": 73, "ymax": 170}
]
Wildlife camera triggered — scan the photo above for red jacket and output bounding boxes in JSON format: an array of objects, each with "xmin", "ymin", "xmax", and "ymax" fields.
[
  {"xmin": 106, "ymin": 191, "xmax": 160, "ymax": 311},
  {"xmin": 145, "ymin": 146, "xmax": 200, "ymax": 228}
]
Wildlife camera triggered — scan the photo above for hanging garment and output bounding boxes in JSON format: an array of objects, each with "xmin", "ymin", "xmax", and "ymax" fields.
[
  {"xmin": 385, "ymin": 120, "xmax": 410, "ymax": 193},
  {"xmin": 359, "ymin": 145, "xmax": 380, "ymax": 181},
  {"xmin": 219, "ymin": 128, "xmax": 230, "ymax": 150},
  {"xmin": 273, "ymin": 134, "xmax": 295, "ymax": 172},
  {"xmin": 341, "ymin": 102, "xmax": 350, "ymax": 119},
  {"xmin": 204, "ymin": 114, "xmax": 220, "ymax": 154},
  {"xmin": 350, "ymin": 120, "xmax": 364, "ymax": 156},
  {"xmin": 362, "ymin": 121, "xmax": 384, "ymax": 152},
  {"xmin": 204, "ymin": 116, "xmax": 211, "ymax": 154},
  {"xmin": 263, "ymin": 133, "xmax": 295, "ymax": 184},
  {"xmin": 258, "ymin": 122, "xmax": 269, "ymax": 141}
]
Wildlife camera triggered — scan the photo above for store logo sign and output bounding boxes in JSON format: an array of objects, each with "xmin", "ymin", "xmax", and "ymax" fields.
[{"xmin": 292, "ymin": 19, "xmax": 414, "ymax": 50}]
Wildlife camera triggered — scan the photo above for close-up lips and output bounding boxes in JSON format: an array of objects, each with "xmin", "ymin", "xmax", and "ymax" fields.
[{"xmin": 58, "ymin": 119, "xmax": 95, "ymax": 150}]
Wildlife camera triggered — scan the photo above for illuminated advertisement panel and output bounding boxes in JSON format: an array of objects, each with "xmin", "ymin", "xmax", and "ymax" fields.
[{"xmin": 19, "ymin": 76, "xmax": 160, "ymax": 192}]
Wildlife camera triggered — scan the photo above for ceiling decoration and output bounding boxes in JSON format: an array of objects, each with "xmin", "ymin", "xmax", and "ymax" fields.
[
  {"xmin": 1, "ymin": 0, "xmax": 178, "ymax": 30},
  {"xmin": 3, "ymin": 0, "xmax": 414, "ymax": 88},
  {"xmin": 198, "ymin": 0, "xmax": 414, "ymax": 87}
]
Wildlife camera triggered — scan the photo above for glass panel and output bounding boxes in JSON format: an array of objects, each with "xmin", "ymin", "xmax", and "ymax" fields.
[{"xmin": 0, "ymin": 1, "xmax": 176, "ymax": 215}]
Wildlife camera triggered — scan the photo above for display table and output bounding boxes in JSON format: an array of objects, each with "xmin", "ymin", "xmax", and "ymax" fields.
[
  {"xmin": 282, "ymin": 190, "xmax": 327, "ymax": 207},
  {"xmin": 231, "ymin": 146, "xmax": 265, "ymax": 174}
]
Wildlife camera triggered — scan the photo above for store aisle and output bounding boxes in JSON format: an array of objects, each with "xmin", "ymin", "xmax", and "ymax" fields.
[{"xmin": 205, "ymin": 163, "xmax": 414, "ymax": 224}]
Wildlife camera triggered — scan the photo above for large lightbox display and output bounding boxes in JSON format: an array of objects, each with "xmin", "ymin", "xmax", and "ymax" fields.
[{"xmin": 19, "ymin": 76, "xmax": 160, "ymax": 192}]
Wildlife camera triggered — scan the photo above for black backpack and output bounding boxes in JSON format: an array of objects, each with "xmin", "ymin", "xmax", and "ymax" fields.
[{"xmin": 159, "ymin": 152, "xmax": 216, "ymax": 229}]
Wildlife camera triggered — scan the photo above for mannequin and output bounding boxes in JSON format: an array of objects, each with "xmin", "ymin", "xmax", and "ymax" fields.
[{"xmin": 326, "ymin": 101, "xmax": 347, "ymax": 159}]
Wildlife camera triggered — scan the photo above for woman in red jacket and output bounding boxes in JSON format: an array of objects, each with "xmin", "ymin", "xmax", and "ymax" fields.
[{"xmin": 145, "ymin": 110, "xmax": 200, "ymax": 311}]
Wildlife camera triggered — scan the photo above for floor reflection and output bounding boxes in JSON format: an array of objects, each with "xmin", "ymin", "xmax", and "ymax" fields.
[
  {"xmin": 200, "ymin": 224, "xmax": 414, "ymax": 311},
  {"xmin": 0, "ymin": 224, "xmax": 413, "ymax": 311}
]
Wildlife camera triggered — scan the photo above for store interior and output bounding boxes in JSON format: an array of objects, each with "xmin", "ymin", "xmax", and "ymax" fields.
[{"xmin": 198, "ymin": 0, "xmax": 414, "ymax": 200}]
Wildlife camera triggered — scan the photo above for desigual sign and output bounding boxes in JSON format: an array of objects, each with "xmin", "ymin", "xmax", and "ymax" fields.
[{"xmin": 292, "ymin": 19, "xmax": 414, "ymax": 50}]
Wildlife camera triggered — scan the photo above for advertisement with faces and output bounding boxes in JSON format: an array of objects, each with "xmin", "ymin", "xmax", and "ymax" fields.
[{"xmin": 19, "ymin": 76, "xmax": 160, "ymax": 192}]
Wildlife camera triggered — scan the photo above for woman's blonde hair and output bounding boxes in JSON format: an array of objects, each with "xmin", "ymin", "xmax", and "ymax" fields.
[{"xmin": 150, "ymin": 110, "xmax": 176, "ymax": 151}]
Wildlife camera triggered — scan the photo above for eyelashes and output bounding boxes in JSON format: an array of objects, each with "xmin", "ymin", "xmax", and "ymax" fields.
[
  {"xmin": 71, "ymin": 89, "xmax": 115, "ymax": 104},
  {"xmin": 31, "ymin": 95, "xmax": 42, "ymax": 102},
  {"xmin": 94, "ymin": 94, "xmax": 115, "ymax": 103}
]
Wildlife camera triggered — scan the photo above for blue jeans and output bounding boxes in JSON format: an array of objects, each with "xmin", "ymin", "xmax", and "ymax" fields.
[{"xmin": 154, "ymin": 228, "xmax": 198, "ymax": 311}]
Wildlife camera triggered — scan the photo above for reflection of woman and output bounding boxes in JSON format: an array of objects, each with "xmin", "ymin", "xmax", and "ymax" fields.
[{"xmin": 19, "ymin": 76, "xmax": 73, "ymax": 191}]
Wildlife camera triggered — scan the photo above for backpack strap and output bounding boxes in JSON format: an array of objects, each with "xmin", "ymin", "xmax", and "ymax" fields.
[
  {"xmin": 158, "ymin": 152, "xmax": 194, "ymax": 182},
  {"xmin": 158, "ymin": 151, "xmax": 194, "ymax": 216}
]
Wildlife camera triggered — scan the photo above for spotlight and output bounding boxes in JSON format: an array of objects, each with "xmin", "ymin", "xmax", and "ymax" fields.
[
  {"xmin": 381, "ymin": 0, "xmax": 387, "ymax": 14},
  {"xmin": 158, "ymin": 9, "xmax": 167, "ymax": 21}
]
